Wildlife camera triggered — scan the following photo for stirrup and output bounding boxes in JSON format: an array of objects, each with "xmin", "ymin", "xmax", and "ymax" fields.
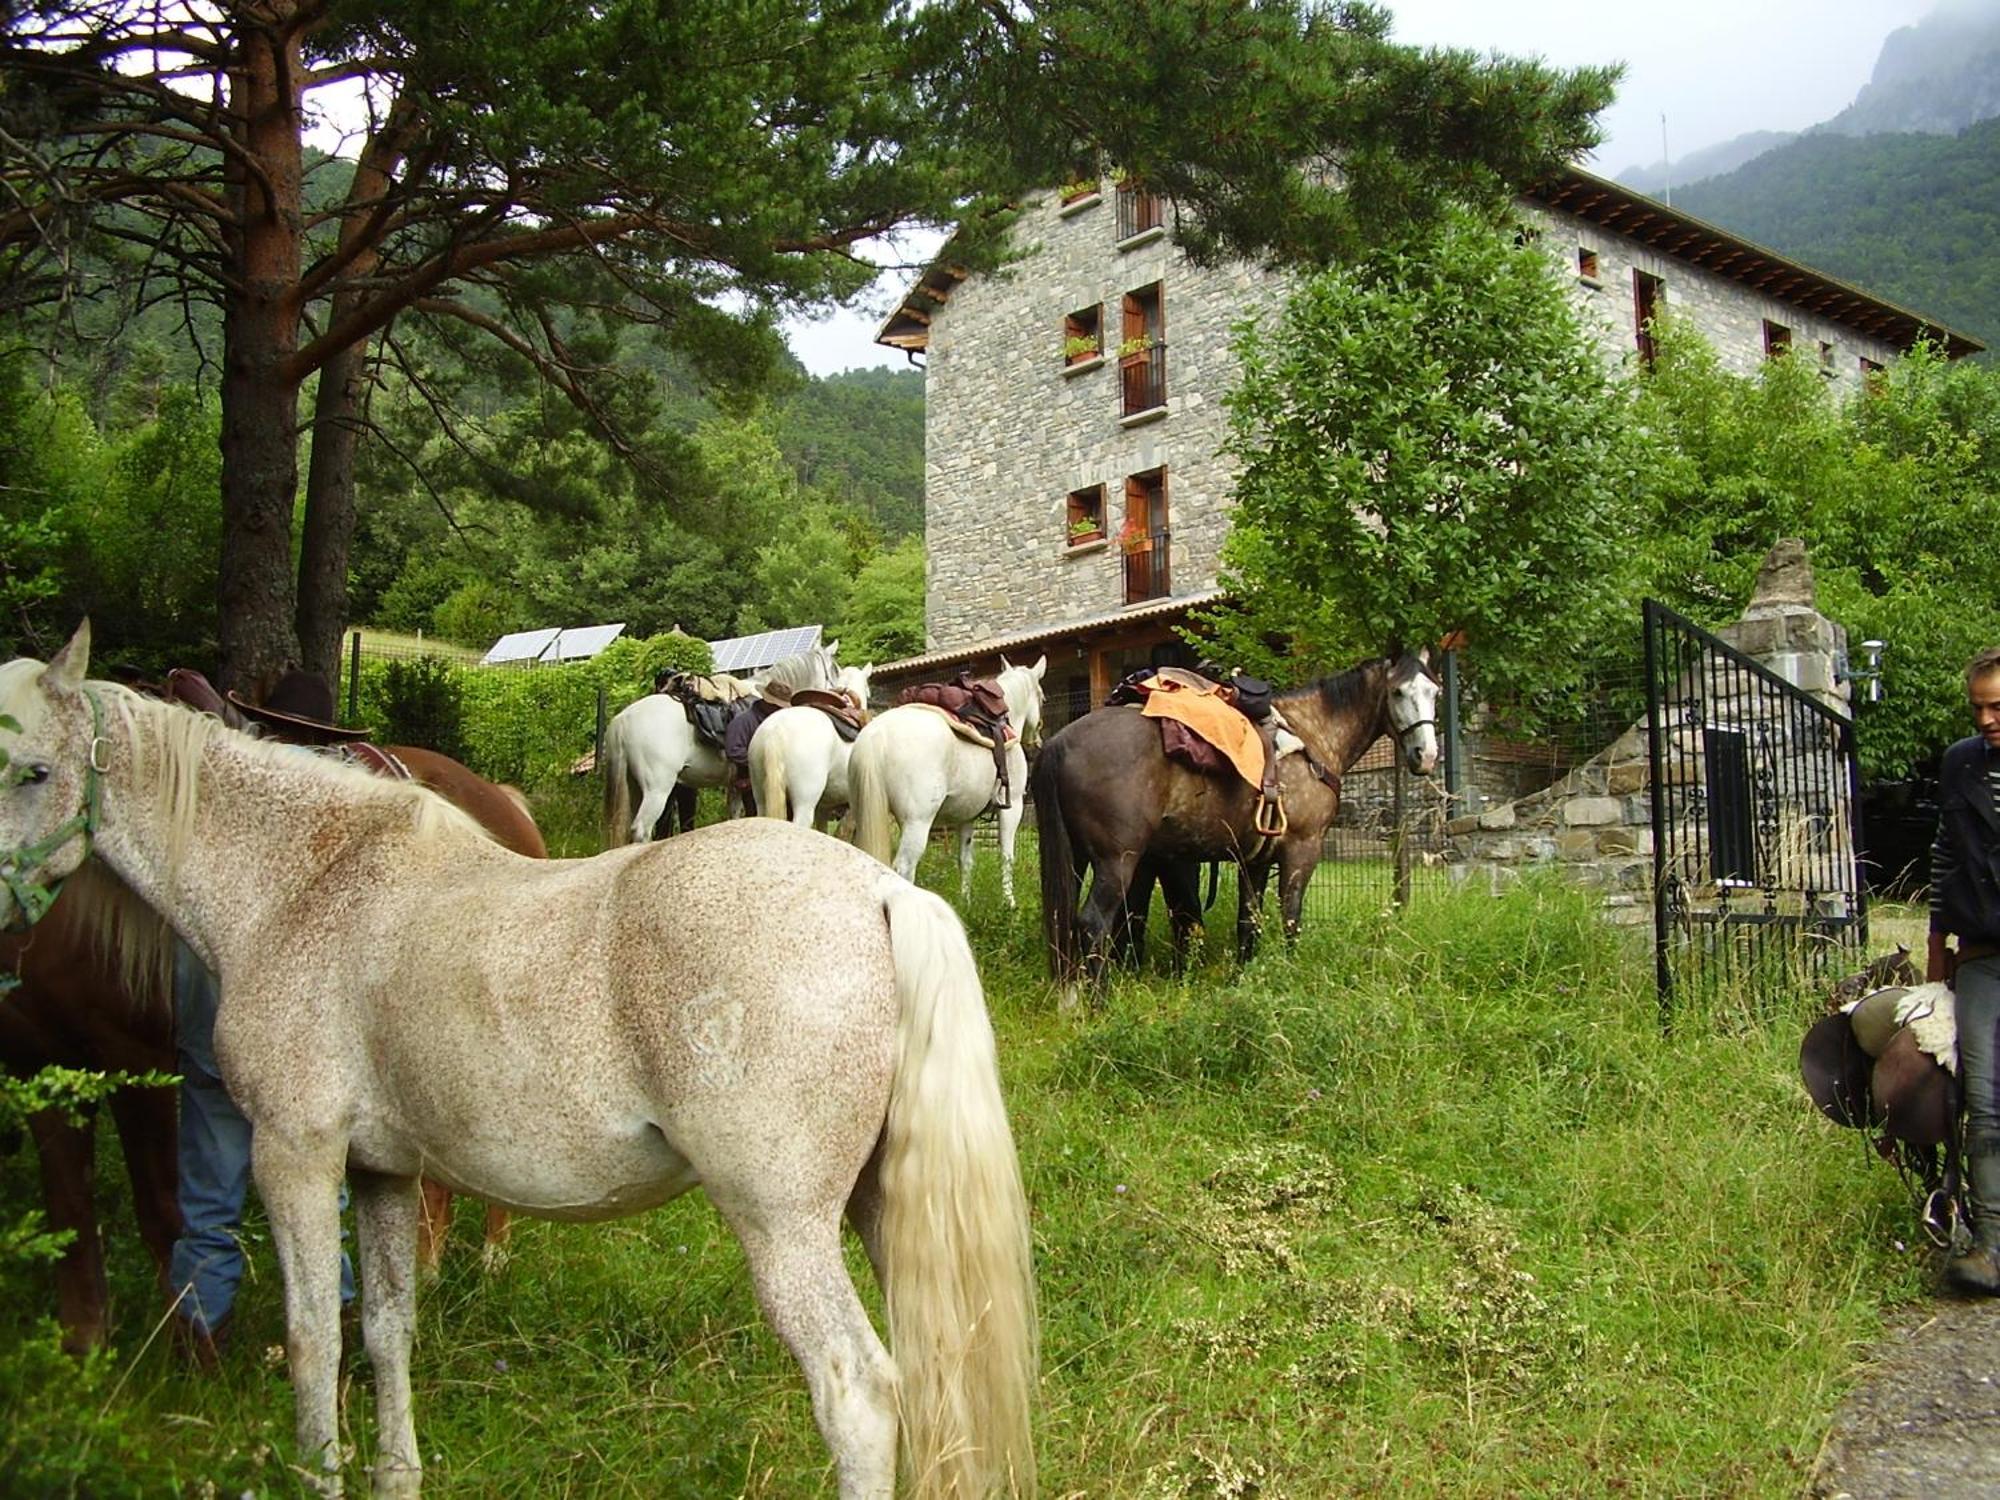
[{"xmin": 1253, "ymin": 793, "xmax": 1287, "ymax": 838}]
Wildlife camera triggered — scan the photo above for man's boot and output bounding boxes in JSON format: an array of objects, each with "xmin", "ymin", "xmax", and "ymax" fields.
[{"xmin": 1947, "ymin": 1142, "xmax": 2000, "ymax": 1295}]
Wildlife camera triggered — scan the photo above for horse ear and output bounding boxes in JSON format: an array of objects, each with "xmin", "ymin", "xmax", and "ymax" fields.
[
  {"xmin": 825, "ymin": 639, "xmax": 840, "ymax": 661},
  {"xmin": 1032, "ymin": 654, "xmax": 1047, "ymax": 680},
  {"xmin": 999, "ymin": 653, "xmax": 1012, "ymax": 670},
  {"xmin": 43, "ymin": 619, "xmax": 92, "ymax": 694}
]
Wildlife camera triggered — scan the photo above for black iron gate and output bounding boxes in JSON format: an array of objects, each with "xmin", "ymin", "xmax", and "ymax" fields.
[{"xmin": 1643, "ymin": 601, "xmax": 1868, "ymax": 1019}]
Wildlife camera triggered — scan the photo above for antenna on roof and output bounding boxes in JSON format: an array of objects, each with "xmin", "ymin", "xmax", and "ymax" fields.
[{"xmin": 1660, "ymin": 113, "xmax": 1672, "ymax": 207}]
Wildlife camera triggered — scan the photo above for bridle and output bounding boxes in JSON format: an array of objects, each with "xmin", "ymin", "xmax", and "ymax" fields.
[{"xmin": 1, "ymin": 686, "xmax": 111, "ymax": 936}]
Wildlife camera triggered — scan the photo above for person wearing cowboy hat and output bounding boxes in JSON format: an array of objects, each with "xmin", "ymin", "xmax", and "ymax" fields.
[{"xmin": 1930, "ymin": 645, "xmax": 2000, "ymax": 1294}]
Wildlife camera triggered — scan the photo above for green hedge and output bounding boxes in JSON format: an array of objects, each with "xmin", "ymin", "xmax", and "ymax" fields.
[{"xmin": 347, "ymin": 631, "xmax": 712, "ymax": 790}]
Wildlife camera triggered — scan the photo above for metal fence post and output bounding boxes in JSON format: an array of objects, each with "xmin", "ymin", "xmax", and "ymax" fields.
[
  {"xmin": 1392, "ymin": 753, "xmax": 1410, "ymax": 909},
  {"xmin": 595, "ymin": 685, "xmax": 608, "ymax": 772},
  {"xmin": 347, "ymin": 630, "xmax": 362, "ymax": 724},
  {"xmin": 1441, "ymin": 648, "xmax": 1465, "ymax": 804}
]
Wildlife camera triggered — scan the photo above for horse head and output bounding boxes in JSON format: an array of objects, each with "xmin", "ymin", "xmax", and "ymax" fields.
[
  {"xmin": 996, "ymin": 654, "xmax": 1048, "ymax": 746},
  {"xmin": 0, "ymin": 621, "xmax": 104, "ymax": 930},
  {"xmin": 1387, "ymin": 647, "xmax": 1441, "ymax": 777},
  {"xmin": 836, "ymin": 662, "xmax": 874, "ymax": 713}
]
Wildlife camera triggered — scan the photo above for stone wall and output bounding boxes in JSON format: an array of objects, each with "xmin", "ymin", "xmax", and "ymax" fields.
[
  {"xmin": 1531, "ymin": 203, "xmax": 1905, "ymax": 388},
  {"xmin": 921, "ymin": 187, "xmax": 1287, "ymax": 651},
  {"xmin": 1442, "ymin": 543, "xmax": 1854, "ymax": 919}
]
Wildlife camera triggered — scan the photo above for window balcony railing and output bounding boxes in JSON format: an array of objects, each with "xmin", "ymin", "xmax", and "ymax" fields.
[
  {"xmin": 1116, "ymin": 182, "xmax": 1165, "ymax": 241},
  {"xmin": 1120, "ymin": 340, "xmax": 1167, "ymax": 417},
  {"xmin": 1122, "ymin": 526, "xmax": 1171, "ymax": 605}
]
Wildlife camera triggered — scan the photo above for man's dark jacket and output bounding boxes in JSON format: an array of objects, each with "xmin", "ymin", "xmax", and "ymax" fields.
[{"xmin": 1934, "ymin": 734, "xmax": 2000, "ymax": 946}]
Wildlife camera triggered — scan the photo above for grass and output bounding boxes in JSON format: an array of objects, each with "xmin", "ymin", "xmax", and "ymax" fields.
[{"xmin": 0, "ymin": 842, "xmax": 1927, "ymax": 1497}]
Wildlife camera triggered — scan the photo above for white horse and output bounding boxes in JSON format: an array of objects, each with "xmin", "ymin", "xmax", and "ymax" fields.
[
  {"xmin": 749, "ymin": 662, "xmax": 874, "ymax": 831},
  {"xmin": 602, "ymin": 644, "xmax": 839, "ymax": 844},
  {"xmin": 849, "ymin": 657, "xmax": 1046, "ymax": 906},
  {"xmin": 0, "ymin": 624, "xmax": 1036, "ymax": 1500}
]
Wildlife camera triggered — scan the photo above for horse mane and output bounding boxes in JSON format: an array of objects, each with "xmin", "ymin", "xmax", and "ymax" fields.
[
  {"xmin": 762, "ymin": 649, "xmax": 834, "ymax": 695},
  {"xmin": 102, "ymin": 682, "xmax": 489, "ymax": 879},
  {"xmin": 56, "ymin": 859, "xmax": 175, "ymax": 1018},
  {"xmin": 1283, "ymin": 658, "xmax": 1383, "ymax": 715}
]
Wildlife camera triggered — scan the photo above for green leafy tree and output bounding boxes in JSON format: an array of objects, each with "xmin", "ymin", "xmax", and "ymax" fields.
[
  {"xmin": 738, "ymin": 505, "xmax": 856, "ymax": 635},
  {"xmin": 1633, "ymin": 325, "xmax": 2000, "ymax": 776},
  {"xmin": 842, "ymin": 537, "xmax": 928, "ymax": 664},
  {"xmin": 1204, "ymin": 211, "xmax": 1650, "ymax": 708},
  {"xmin": 1, "ymin": 0, "xmax": 1614, "ymax": 690}
]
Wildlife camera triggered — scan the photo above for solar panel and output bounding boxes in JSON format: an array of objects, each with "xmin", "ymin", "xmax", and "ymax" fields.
[
  {"xmin": 548, "ymin": 623, "xmax": 626, "ymax": 661},
  {"xmin": 708, "ymin": 624, "xmax": 823, "ymax": 673},
  {"xmin": 482, "ymin": 627, "xmax": 561, "ymax": 665}
]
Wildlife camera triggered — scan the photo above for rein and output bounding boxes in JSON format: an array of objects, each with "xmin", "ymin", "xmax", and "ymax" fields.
[{"xmin": 1, "ymin": 686, "xmax": 110, "ymax": 937}]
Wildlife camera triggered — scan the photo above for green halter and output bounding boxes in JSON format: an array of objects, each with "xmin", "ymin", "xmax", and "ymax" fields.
[{"xmin": 0, "ymin": 686, "xmax": 109, "ymax": 939}]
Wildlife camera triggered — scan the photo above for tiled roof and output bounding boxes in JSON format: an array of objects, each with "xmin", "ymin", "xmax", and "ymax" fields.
[{"xmin": 872, "ymin": 588, "xmax": 1230, "ymax": 678}]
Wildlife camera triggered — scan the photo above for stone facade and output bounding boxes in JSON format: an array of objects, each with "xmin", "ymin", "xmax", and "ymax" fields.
[
  {"xmin": 914, "ymin": 182, "xmax": 1917, "ymax": 659},
  {"xmin": 920, "ymin": 189, "xmax": 1286, "ymax": 651},
  {"xmin": 1536, "ymin": 202, "xmax": 1905, "ymax": 389}
]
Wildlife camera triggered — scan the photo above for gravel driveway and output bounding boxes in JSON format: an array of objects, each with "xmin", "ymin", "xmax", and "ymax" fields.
[{"xmin": 1815, "ymin": 1295, "xmax": 2000, "ymax": 1498}]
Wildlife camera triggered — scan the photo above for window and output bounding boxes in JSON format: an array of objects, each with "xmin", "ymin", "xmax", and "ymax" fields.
[
  {"xmin": 1633, "ymin": 270, "xmax": 1664, "ymax": 367},
  {"xmin": 1115, "ymin": 178, "xmax": 1166, "ymax": 243},
  {"xmin": 1122, "ymin": 468, "xmax": 1170, "ymax": 604},
  {"xmin": 1576, "ymin": 246, "xmax": 1600, "ymax": 283},
  {"xmin": 1119, "ymin": 282, "xmax": 1166, "ymax": 417},
  {"xmin": 1817, "ymin": 339, "xmax": 1837, "ymax": 376},
  {"xmin": 1065, "ymin": 484, "xmax": 1106, "ymax": 546},
  {"xmin": 1763, "ymin": 319, "xmax": 1792, "ymax": 358},
  {"xmin": 1063, "ymin": 305, "xmax": 1102, "ymax": 367}
]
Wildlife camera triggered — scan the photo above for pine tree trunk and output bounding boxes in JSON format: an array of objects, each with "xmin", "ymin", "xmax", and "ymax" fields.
[
  {"xmin": 297, "ymin": 343, "xmax": 365, "ymax": 684},
  {"xmin": 215, "ymin": 15, "xmax": 307, "ymax": 692}
]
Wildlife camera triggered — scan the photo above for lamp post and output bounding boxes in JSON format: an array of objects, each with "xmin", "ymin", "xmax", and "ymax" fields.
[{"xmin": 1852, "ymin": 638, "xmax": 1886, "ymax": 705}]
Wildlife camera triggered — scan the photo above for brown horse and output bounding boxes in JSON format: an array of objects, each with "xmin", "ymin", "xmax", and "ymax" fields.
[
  {"xmin": 0, "ymin": 741, "xmax": 544, "ymax": 1354},
  {"xmin": 1034, "ymin": 650, "xmax": 1440, "ymax": 991}
]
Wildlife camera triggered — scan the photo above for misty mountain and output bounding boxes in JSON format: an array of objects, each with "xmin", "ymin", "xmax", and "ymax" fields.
[{"xmin": 1616, "ymin": 0, "xmax": 2000, "ymax": 195}]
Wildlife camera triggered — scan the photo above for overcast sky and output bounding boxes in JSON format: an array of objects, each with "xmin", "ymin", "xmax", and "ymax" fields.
[{"xmin": 789, "ymin": 0, "xmax": 1939, "ymax": 376}]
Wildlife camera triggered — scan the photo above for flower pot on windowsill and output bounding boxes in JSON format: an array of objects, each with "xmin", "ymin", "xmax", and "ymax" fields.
[{"xmin": 1068, "ymin": 526, "xmax": 1105, "ymax": 547}]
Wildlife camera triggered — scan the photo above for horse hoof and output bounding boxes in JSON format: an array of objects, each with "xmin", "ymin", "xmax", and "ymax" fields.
[{"xmin": 479, "ymin": 1242, "xmax": 512, "ymax": 1275}]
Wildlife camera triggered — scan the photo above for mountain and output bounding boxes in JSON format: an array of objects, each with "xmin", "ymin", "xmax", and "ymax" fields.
[
  {"xmin": 1615, "ymin": 131, "xmax": 1796, "ymax": 198},
  {"xmin": 1616, "ymin": 0, "xmax": 2000, "ymax": 195},
  {"xmin": 1823, "ymin": 0, "xmax": 2000, "ymax": 137},
  {"xmin": 1672, "ymin": 118, "xmax": 2000, "ymax": 350}
]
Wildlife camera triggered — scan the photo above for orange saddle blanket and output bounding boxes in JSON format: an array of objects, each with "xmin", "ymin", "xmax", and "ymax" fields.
[{"xmin": 1138, "ymin": 675, "xmax": 1264, "ymax": 789}]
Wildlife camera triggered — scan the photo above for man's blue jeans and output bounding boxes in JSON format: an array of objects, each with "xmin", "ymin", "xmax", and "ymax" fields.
[{"xmin": 168, "ymin": 941, "xmax": 353, "ymax": 1336}]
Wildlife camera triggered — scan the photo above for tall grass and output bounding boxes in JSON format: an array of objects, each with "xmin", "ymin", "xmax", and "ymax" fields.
[{"xmin": 0, "ymin": 850, "xmax": 1921, "ymax": 1496}]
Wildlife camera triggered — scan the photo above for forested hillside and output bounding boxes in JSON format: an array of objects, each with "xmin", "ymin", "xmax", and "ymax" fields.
[{"xmin": 1673, "ymin": 118, "xmax": 2000, "ymax": 349}]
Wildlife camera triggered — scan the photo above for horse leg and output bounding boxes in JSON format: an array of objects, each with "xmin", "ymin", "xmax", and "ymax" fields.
[
  {"xmin": 351, "ymin": 1169, "xmax": 424, "ymax": 1498},
  {"xmin": 1161, "ymin": 860, "xmax": 1207, "ymax": 974},
  {"xmin": 1119, "ymin": 861, "xmax": 1160, "ymax": 969},
  {"xmin": 1237, "ymin": 860, "xmax": 1273, "ymax": 964},
  {"xmin": 254, "ymin": 1132, "xmax": 353, "ymax": 1494},
  {"xmin": 1277, "ymin": 841, "xmax": 1318, "ymax": 947},
  {"xmin": 956, "ymin": 823, "xmax": 977, "ymax": 904},
  {"xmin": 415, "ymin": 1179, "xmax": 452, "ymax": 1276},
  {"xmin": 28, "ymin": 1105, "xmax": 109, "ymax": 1354},
  {"xmin": 893, "ymin": 811, "xmax": 934, "ymax": 886},
  {"xmin": 479, "ymin": 1202, "xmax": 512, "ymax": 1273},
  {"xmin": 630, "ymin": 785, "xmax": 671, "ymax": 845},
  {"xmin": 1080, "ymin": 851, "xmax": 1141, "ymax": 990},
  {"xmin": 672, "ymin": 783, "xmax": 699, "ymax": 835},
  {"xmin": 719, "ymin": 1207, "xmax": 897, "ymax": 1499},
  {"xmin": 996, "ymin": 798, "xmax": 1025, "ymax": 908},
  {"xmin": 107, "ymin": 1083, "xmax": 183, "ymax": 1297},
  {"xmin": 796, "ymin": 764, "xmax": 830, "ymax": 832}
]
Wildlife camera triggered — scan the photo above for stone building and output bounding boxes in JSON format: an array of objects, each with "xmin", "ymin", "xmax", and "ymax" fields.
[{"xmin": 872, "ymin": 165, "xmax": 1980, "ymax": 738}]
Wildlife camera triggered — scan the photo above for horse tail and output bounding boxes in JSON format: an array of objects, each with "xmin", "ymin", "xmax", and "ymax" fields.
[
  {"xmin": 1032, "ymin": 737, "xmax": 1078, "ymax": 982},
  {"xmin": 754, "ymin": 729, "xmax": 789, "ymax": 823},
  {"xmin": 850, "ymin": 732, "xmax": 896, "ymax": 866},
  {"xmin": 601, "ymin": 717, "xmax": 634, "ymax": 847},
  {"xmin": 879, "ymin": 882, "xmax": 1038, "ymax": 1499}
]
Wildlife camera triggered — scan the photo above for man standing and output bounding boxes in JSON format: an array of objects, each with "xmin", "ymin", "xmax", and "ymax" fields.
[{"xmin": 1929, "ymin": 646, "xmax": 2000, "ymax": 1293}]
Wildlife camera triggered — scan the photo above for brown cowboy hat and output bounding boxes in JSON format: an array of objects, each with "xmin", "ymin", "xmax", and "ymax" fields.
[
  {"xmin": 1800, "ymin": 1011, "xmax": 1881, "ymax": 1131},
  {"xmin": 226, "ymin": 669, "xmax": 372, "ymax": 746}
]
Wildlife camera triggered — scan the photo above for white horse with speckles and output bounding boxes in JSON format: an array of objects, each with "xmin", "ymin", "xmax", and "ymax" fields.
[{"xmin": 0, "ymin": 624, "xmax": 1036, "ymax": 1500}]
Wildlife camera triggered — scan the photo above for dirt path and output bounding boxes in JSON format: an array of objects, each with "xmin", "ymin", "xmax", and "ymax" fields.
[{"xmin": 1815, "ymin": 1295, "xmax": 2000, "ymax": 1498}]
